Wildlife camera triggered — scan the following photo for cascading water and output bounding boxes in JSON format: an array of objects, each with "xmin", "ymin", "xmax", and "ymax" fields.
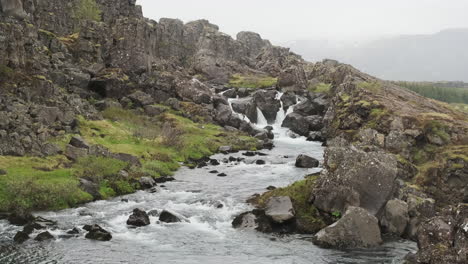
[
  {"xmin": 255, "ymin": 107, "xmax": 268, "ymax": 127},
  {"xmin": 0, "ymin": 91, "xmax": 416, "ymax": 264}
]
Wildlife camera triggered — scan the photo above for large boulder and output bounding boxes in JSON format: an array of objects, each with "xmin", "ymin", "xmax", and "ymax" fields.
[
  {"xmin": 295, "ymin": 154, "xmax": 319, "ymax": 168},
  {"xmin": 409, "ymin": 204, "xmax": 468, "ymax": 264},
  {"xmin": 84, "ymin": 224, "xmax": 112, "ymax": 241},
  {"xmin": 280, "ymin": 91, "xmax": 297, "ymax": 110},
  {"xmin": 313, "ymin": 138, "xmax": 398, "ymax": 215},
  {"xmin": 128, "ymin": 91, "xmax": 154, "ymax": 107},
  {"xmin": 0, "ymin": 0, "xmax": 27, "ymax": 19},
  {"xmin": 313, "ymin": 207, "xmax": 383, "ymax": 249},
  {"xmin": 159, "ymin": 210, "xmax": 183, "ymax": 223},
  {"xmin": 282, "ymin": 113, "xmax": 309, "ymax": 136},
  {"xmin": 380, "ymin": 199, "xmax": 409, "ymax": 236},
  {"xmin": 127, "ymin": 208, "xmax": 150, "ymax": 227},
  {"xmin": 176, "ymin": 79, "xmax": 213, "ymax": 104},
  {"xmin": 138, "ymin": 177, "xmax": 156, "ymax": 189},
  {"xmin": 252, "ymin": 90, "xmax": 281, "ymax": 123},
  {"xmin": 265, "ymin": 196, "xmax": 295, "ymax": 223}
]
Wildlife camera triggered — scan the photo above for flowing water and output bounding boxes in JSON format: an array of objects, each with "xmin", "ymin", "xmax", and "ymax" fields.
[{"xmin": 0, "ymin": 92, "xmax": 416, "ymax": 264}]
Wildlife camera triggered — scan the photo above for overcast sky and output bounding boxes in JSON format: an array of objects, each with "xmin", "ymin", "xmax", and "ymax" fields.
[{"xmin": 137, "ymin": 0, "xmax": 468, "ymax": 44}]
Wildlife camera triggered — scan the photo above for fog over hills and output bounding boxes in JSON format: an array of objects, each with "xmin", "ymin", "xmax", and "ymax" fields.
[{"xmin": 287, "ymin": 29, "xmax": 468, "ymax": 82}]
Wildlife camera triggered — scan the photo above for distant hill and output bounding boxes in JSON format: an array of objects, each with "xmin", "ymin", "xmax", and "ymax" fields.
[{"xmin": 288, "ymin": 29, "xmax": 468, "ymax": 82}]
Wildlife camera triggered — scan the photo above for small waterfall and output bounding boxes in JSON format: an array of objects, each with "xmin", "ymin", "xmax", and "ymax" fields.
[
  {"xmin": 256, "ymin": 107, "xmax": 268, "ymax": 126},
  {"xmin": 228, "ymin": 97, "xmax": 251, "ymax": 123}
]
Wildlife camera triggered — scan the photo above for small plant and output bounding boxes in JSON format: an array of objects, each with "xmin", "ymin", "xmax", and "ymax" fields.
[
  {"xmin": 160, "ymin": 122, "xmax": 184, "ymax": 147},
  {"xmin": 331, "ymin": 211, "xmax": 342, "ymax": 219},
  {"xmin": 74, "ymin": 0, "xmax": 102, "ymax": 22}
]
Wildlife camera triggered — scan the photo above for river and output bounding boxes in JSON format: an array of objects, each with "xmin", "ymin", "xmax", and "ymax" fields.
[{"xmin": 0, "ymin": 94, "xmax": 416, "ymax": 264}]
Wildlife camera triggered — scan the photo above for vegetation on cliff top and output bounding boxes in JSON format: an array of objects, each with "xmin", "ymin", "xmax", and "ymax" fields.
[
  {"xmin": 74, "ymin": 0, "xmax": 102, "ymax": 22},
  {"xmin": 229, "ymin": 74, "xmax": 278, "ymax": 89}
]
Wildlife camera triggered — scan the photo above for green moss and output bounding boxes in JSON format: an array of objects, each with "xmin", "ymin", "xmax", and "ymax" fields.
[
  {"xmin": 0, "ymin": 64, "xmax": 14, "ymax": 80},
  {"xmin": 340, "ymin": 94, "xmax": 350, "ymax": 102},
  {"xmin": 254, "ymin": 175, "xmax": 326, "ymax": 233},
  {"xmin": 308, "ymin": 82, "xmax": 331, "ymax": 94},
  {"xmin": 38, "ymin": 29, "xmax": 57, "ymax": 38},
  {"xmin": 74, "ymin": 0, "xmax": 102, "ymax": 22},
  {"xmin": 229, "ymin": 74, "xmax": 277, "ymax": 89},
  {"xmin": 425, "ymin": 120, "xmax": 450, "ymax": 143},
  {"xmin": 74, "ymin": 156, "xmax": 128, "ymax": 183},
  {"xmin": 0, "ymin": 156, "xmax": 92, "ymax": 213},
  {"xmin": 112, "ymin": 180, "xmax": 137, "ymax": 195},
  {"xmin": 358, "ymin": 81, "xmax": 382, "ymax": 93},
  {"xmin": 357, "ymin": 100, "xmax": 371, "ymax": 107},
  {"xmin": 99, "ymin": 181, "xmax": 116, "ymax": 199}
]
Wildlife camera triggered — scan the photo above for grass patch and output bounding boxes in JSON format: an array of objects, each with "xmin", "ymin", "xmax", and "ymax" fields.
[
  {"xmin": 308, "ymin": 82, "xmax": 331, "ymax": 94},
  {"xmin": 229, "ymin": 74, "xmax": 277, "ymax": 89},
  {"xmin": 253, "ymin": 175, "xmax": 326, "ymax": 233},
  {"xmin": 74, "ymin": 0, "xmax": 102, "ymax": 22},
  {"xmin": 358, "ymin": 81, "xmax": 382, "ymax": 93},
  {"xmin": 0, "ymin": 156, "xmax": 92, "ymax": 213}
]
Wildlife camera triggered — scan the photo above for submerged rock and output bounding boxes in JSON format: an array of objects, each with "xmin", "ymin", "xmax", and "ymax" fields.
[
  {"xmin": 139, "ymin": 177, "xmax": 156, "ymax": 189},
  {"xmin": 313, "ymin": 207, "xmax": 382, "ymax": 249},
  {"xmin": 265, "ymin": 196, "xmax": 295, "ymax": 223},
  {"xmin": 127, "ymin": 208, "xmax": 150, "ymax": 227},
  {"xmin": 159, "ymin": 210, "xmax": 183, "ymax": 223},
  {"xmin": 13, "ymin": 231, "xmax": 29, "ymax": 244},
  {"xmin": 84, "ymin": 224, "xmax": 112, "ymax": 241},
  {"xmin": 295, "ymin": 155, "xmax": 319, "ymax": 168},
  {"xmin": 7, "ymin": 213, "xmax": 35, "ymax": 226},
  {"xmin": 34, "ymin": 231, "xmax": 54, "ymax": 241}
]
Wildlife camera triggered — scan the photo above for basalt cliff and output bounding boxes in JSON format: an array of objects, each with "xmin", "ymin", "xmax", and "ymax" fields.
[{"xmin": 0, "ymin": 1, "xmax": 467, "ymax": 263}]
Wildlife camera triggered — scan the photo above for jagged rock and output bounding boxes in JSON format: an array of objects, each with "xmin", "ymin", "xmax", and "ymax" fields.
[
  {"xmin": 256, "ymin": 160, "xmax": 266, "ymax": 165},
  {"xmin": 280, "ymin": 92, "xmax": 297, "ymax": 110},
  {"xmin": 252, "ymin": 90, "xmax": 281, "ymax": 123},
  {"xmin": 79, "ymin": 178, "xmax": 101, "ymax": 200},
  {"xmin": 305, "ymin": 115, "xmax": 323, "ymax": 131},
  {"xmin": 282, "ymin": 113, "xmax": 309, "ymax": 136},
  {"xmin": 94, "ymin": 99, "xmax": 122, "ymax": 111},
  {"xmin": 67, "ymin": 228, "xmax": 80, "ymax": 234},
  {"xmin": 380, "ymin": 199, "xmax": 409, "ymax": 236},
  {"xmin": 7, "ymin": 212, "xmax": 35, "ymax": 226},
  {"xmin": 144, "ymin": 105, "xmax": 167, "ymax": 116},
  {"xmin": 13, "ymin": 231, "xmax": 29, "ymax": 243},
  {"xmin": 84, "ymin": 224, "xmax": 112, "ymax": 241},
  {"xmin": 128, "ymin": 91, "xmax": 154, "ymax": 107},
  {"xmin": 222, "ymin": 89, "xmax": 237, "ymax": 98},
  {"xmin": 111, "ymin": 153, "xmax": 140, "ymax": 166},
  {"xmin": 0, "ymin": 0, "xmax": 27, "ymax": 19},
  {"xmin": 127, "ymin": 208, "xmax": 150, "ymax": 227},
  {"xmin": 295, "ymin": 154, "xmax": 319, "ymax": 168},
  {"xmin": 69, "ymin": 136, "xmax": 90, "ymax": 149},
  {"xmin": 159, "ymin": 210, "xmax": 182, "ymax": 223},
  {"xmin": 265, "ymin": 196, "xmax": 295, "ymax": 223},
  {"xmin": 139, "ymin": 177, "xmax": 156, "ymax": 189},
  {"xmin": 34, "ymin": 231, "xmax": 54, "ymax": 241},
  {"xmin": 313, "ymin": 207, "xmax": 382, "ymax": 249},
  {"xmin": 219, "ymin": 146, "xmax": 232, "ymax": 154},
  {"xmin": 307, "ymin": 131, "xmax": 325, "ymax": 142},
  {"xmin": 65, "ymin": 144, "xmax": 88, "ymax": 161},
  {"xmin": 313, "ymin": 139, "xmax": 398, "ymax": 216}
]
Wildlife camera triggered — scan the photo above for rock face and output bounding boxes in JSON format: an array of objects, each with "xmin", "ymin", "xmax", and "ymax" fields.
[
  {"xmin": 264, "ymin": 196, "xmax": 295, "ymax": 223},
  {"xmin": 84, "ymin": 224, "xmax": 112, "ymax": 241},
  {"xmin": 407, "ymin": 204, "xmax": 468, "ymax": 264},
  {"xmin": 0, "ymin": 0, "xmax": 27, "ymax": 19},
  {"xmin": 313, "ymin": 207, "xmax": 383, "ymax": 249},
  {"xmin": 380, "ymin": 199, "xmax": 409, "ymax": 236},
  {"xmin": 127, "ymin": 208, "xmax": 150, "ymax": 227},
  {"xmin": 295, "ymin": 155, "xmax": 319, "ymax": 168},
  {"xmin": 313, "ymin": 138, "xmax": 398, "ymax": 216}
]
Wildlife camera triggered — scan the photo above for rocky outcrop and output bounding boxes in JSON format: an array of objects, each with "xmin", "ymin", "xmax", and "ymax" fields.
[
  {"xmin": 84, "ymin": 224, "xmax": 112, "ymax": 241},
  {"xmin": 407, "ymin": 204, "xmax": 468, "ymax": 264},
  {"xmin": 380, "ymin": 199, "xmax": 409, "ymax": 236},
  {"xmin": 312, "ymin": 138, "xmax": 398, "ymax": 216},
  {"xmin": 264, "ymin": 196, "xmax": 295, "ymax": 223},
  {"xmin": 127, "ymin": 208, "xmax": 150, "ymax": 227},
  {"xmin": 313, "ymin": 207, "xmax": 382, "ymax": 249},
  {"xmin": 295, "ymin": 154, "xmax": 319, "ymax": 168}
]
